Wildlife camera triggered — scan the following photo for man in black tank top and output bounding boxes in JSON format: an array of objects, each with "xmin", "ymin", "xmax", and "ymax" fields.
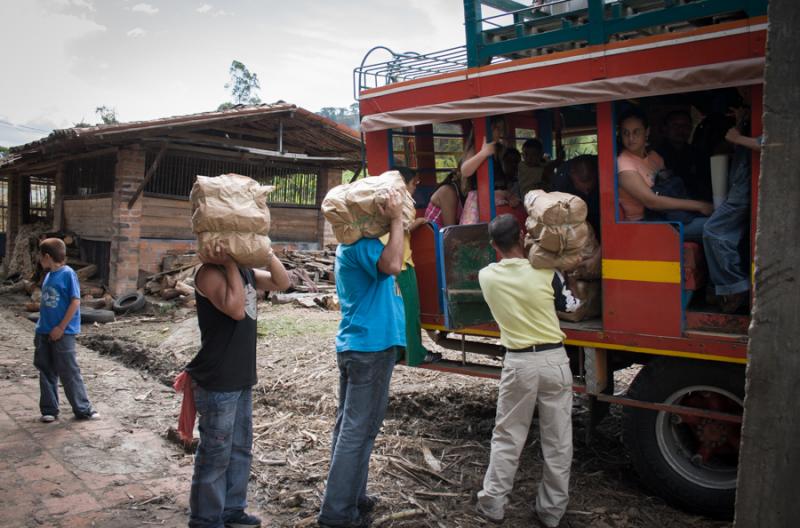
[{"xmin": 185, "ymin": 244, "xmax": 289, "ymax": 528}]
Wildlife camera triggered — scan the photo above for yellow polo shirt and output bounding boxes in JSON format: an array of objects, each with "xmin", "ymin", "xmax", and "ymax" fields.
[
  {"xmin": 378, "ymin": 232, "xmax": 414, "ymax": 270},
  {"xmin": 478, "ymin": 258, "xmax": 565, "ymax": 349}
]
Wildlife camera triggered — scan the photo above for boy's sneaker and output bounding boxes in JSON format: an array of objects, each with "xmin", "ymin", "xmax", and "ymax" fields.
[
  {"xmin": 358, "ymin": 495, "xmax": 379, "ymax": 515},
  {"xmin": 39, "ymin": 415, "xmax": 57, "ymax": 423},
  {"xmin": 475, "ymin": 501, "xmax": 504, "ymax": 524},
  {"xmin": 76, "ymin": 411, "xmax": 101, "ymax": 421},
  {"xmin": 224, "ymin": 511, "xmax": 261, "ymax": 528}
]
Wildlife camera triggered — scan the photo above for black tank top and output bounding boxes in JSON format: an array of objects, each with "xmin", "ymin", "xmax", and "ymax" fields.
[{"xmin": 186, "ymin": 266, "xmax": 258, "ymax": 391}]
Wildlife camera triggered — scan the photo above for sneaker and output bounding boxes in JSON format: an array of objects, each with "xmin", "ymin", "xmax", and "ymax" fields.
[
  {"xmin": 39, "ymin": 415, "xmax": 57, "ymax": 423},
  {"xmin": 224, "ymin": 510, "xmax": 261, "ymax": 528},
  {"xmin": 77, "ymin": 411, "xmax": 101, "ymax": 420},
  {"xmin": 475, "ymin": 501, "xmax": 504, "ymax": 524},
  {"xmin": 535, "ymin": 510, "xmax": 560, "ymax": 528},
  {"xmin": 423, "ymin": 351, "xmax": 442, "ymax": 364},
  {"xmin": 358, "ymin": 495, "xmax": 379, "ymax": 515}
]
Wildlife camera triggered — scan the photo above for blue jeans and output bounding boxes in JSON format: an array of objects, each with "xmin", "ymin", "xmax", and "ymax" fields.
[
  {"xmin": 33, "ymin": 334, "xmax": 93, "ymax": 418},
  {"xmin": 318, "ymin": 348, "xmax": 397, "ymax": 526},
  {"xmin": 703, "ymin": 199, "xmax": 750, "ymax": 295},
  {"xmin": 189, "ymin": 385, "xmax": 253, "ymax": 528},
  {"xmin": 681, "ymin": 215, "xmax": 708, "ymax": 241}
]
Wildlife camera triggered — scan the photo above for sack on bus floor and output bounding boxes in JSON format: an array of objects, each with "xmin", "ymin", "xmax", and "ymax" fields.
[
  {"xmin": 558, "ymin": 278, "xmax": 601, "ymax": 322},
  {"xmin": 524, "ymin": 189, "xmax": 587, "ymax": 225},
  {"xmin": 322, "ymin": 171, "xmax": 416, "ymax": 245},
  {"xmin": 197, "ymin": 231, "xmax": 273, "ymax": 269},
  {"xmin": 525, "ymin": 217, "xmax": 590, "ymax": 254},
  {"xmin": 190, "ymin": 174, "xmax": 273, "ymax": 234}
]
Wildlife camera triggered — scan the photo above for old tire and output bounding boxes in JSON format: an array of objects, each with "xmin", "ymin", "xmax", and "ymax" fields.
[
  {"xmin": 112, "ymin": 292, "xmax": 145, "ymax": 314},
  {"xmin": 622, "ymin": 358, "xmax": 744, "ymax": 519},
  {"xmin": 81, "ymin": 308, "xmax": 116, "ymax": 324}
]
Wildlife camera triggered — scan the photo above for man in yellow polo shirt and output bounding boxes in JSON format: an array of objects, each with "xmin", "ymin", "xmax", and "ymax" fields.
[{"xmin": 475, "ymin": 214, "xmax": 573, "ymax": 528}]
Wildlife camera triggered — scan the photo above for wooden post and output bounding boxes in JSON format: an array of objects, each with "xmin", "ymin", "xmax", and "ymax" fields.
[
  {"xmin": 734, "ymin": 3, "xmax": 800, "ymax": 527},
  {"xmin": 52, "ymin": 162, "xmax": 65, "ymax": 231}
]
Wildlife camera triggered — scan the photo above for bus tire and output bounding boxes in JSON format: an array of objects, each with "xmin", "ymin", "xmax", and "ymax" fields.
[{"xmin": 622, "ymin": 358, "xmax": 744, "ymax": 519}]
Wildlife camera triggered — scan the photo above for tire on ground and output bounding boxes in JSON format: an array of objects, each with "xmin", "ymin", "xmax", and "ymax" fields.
[
  {"xmin": 81, "ymin": 308, "xmax": 116, "ymax": 324},
  {"xmin": 622, "ymin": 357, "xmax": 745, "ymax": 519},
  {"xmin": 112, "ymin": 292, "xmax": 146, "ymax": 314}
]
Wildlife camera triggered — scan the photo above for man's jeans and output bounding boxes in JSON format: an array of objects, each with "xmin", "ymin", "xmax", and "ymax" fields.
[
  {"xmin": 189, "ymin": 385, "xmax": 253, "ymax": 528},
  {"xmin": 703, "ymin": 199, "xmax": 750, "ymax": 295},
  {"xmin": 318, "ymin": 348, "xmax": 397, "ymax": 526},
  {"xmin": 33, "ymin": 334, "xmax": 93, "ymax": 418}
]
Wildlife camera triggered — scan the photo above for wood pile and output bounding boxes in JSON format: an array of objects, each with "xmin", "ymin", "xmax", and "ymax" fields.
[
  {"xmin": 273, "ymin": 249, "xmax": 339, "ymax": 310},
  {"xmin": 143, "ymin": 251, "xmax": 200, "ymax": 308}
]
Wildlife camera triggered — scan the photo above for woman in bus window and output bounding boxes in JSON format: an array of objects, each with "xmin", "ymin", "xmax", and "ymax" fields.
[
  {"xmin": 617, "ymin": 107, "xmax": 713, "ymax": 239},
  {"xmin": 459, "ymin": 117, "xmax": 521, "ymax": 224}
]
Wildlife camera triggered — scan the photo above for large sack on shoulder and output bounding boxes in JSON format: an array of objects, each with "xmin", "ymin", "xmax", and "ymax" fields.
[
  {"xmin": 191, "ymin": 174, "xmax": 273, "ymax": 234},
  {"xmin": 524, "ymin": 189, "xmax": 587, "ymax": 225},
  {"xmin": 528, "ymin": 244, "xmax": 584, "ymax": 272},
  {"xmin": 322, "ymin": 171, "xmax": 416, "ymax": 245},
  {"xmin": 197, "ymin": 231, "xmax": 272, "ymax": 269},
  {"xmin": 525, "ymin": 217, "xmax": 590, "ymax": 254}
]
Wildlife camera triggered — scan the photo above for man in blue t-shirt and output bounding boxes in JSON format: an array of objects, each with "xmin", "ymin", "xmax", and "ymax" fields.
[
  {"xmin": 318, "ymin": 189, "xmax": 406, "ymax": 528},
  {"xmin": 34, "ymin": 238, "xmax": 97, "ymax": 422}
]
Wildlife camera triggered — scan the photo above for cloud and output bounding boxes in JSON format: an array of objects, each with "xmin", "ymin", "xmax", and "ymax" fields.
[
  {"xmin": 126, "ymin": 27, "xmax": 147, "ymax": 38},
  {"xmin": 49, "ymin": 0, "xmax": 95, "ymax": 11},
  {"xmin": 131, "ymin": 3, "xmax": 159, "ymax": 15},
  {"xmin": 196, "ymin": 4, "xmax": 212, "ymax": 14}
]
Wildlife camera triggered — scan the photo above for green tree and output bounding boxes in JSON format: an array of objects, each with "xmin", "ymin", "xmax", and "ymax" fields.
[
  {"xmin": 0, "ymin": 145, "xmax": 9, "ymax": 158},
  {"xmin": 224, "ymin": 60, "xmax": 262, "ymax": 106},
  {"xmin": 95, "ymin": 106, "xmax": 118, "ymax": 125}
]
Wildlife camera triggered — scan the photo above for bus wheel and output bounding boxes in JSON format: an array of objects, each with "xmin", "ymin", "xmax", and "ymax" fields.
[{"xmin": 622, "ymin": 358, "xmax": 744, "ymax": 519}]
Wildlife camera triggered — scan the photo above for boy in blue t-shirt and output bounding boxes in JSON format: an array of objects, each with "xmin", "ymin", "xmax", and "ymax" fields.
[
  {"xmin": 318, "ymin": 189, "xmax": 407, "ymax": 528},
  {"xmin": 34, "ymin": 238, "xmax": 97, "ymax": 423}
]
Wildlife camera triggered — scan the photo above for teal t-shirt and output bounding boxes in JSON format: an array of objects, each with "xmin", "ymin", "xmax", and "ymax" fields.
[
  {"xmin": 35, "ymin": 266, "xmax": 81, "ymax": 335},
  {"xmin": 335, "ymin": 238, "xmax": 406, "ymax": 353}
]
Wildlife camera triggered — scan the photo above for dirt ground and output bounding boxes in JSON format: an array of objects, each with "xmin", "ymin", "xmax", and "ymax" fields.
[{"xmin": 0, "ymin": 293, "xmax": 733, "ymax": 528}]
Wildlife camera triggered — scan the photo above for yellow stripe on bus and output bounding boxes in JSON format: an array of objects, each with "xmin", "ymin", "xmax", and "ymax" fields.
[
  {"xmin": 602, "ymin": 259, "xmax": 681, "ymax": 284},
  {"xmin": 421, "ymin": 324, "xmax": 747, "ymax": 365}
]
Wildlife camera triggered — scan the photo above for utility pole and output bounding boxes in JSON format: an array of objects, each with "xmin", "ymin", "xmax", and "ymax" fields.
[{"xmin": 734, "ymin": 2, "xmax": 800, "ymax": 527}]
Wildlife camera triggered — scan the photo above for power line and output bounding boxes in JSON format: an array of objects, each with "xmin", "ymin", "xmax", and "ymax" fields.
[{"xmin": 0, "ymin": 120, "xmax": 50, "ymax": 134}]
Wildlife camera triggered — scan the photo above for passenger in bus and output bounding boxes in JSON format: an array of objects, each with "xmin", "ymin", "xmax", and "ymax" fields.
[
  {"xmin": 517, "ymin": 138, "xmax": 547, "ymax": 196},
  {"xmin": 654, "ymin": 109, "xmax": 713, "ymax": 202},
  {"xmin": 423, "ymin": 169, "xmax": 466, "ymax": 227},
  {"xmin": 459, "ymin": 118, "xmax": 521, "ymax": 223},
  {"xmin": 551, "ymin": 154, "xmax": 601, "ymax": 239},
  {"xmin": 474, "ymin": 214, "xmax": 572, "ymax": 528},
  {"xmin": 382, "ymin": 168, "xmax": 442, "ymax": 364},
  {"xmin": 616, "ymin": 107, "xmax": 713, "ymax": 239},
  {"xmin": 703, "ymin": 108, "xmax": 761, "ymax": 314}
]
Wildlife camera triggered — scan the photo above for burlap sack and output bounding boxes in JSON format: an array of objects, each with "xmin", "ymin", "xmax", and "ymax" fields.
[
  {"xmin": 197, "ymin": 231, "xmax": 272, "ymax": 269},
  {"xmin": 528, "ymin": 244, "xmax": 584, "ymax": 271},
  {"xmin": 321, "ymin": 171, "xmax": 416, "ymax": 245},
  {"xmin": 190, "ymin": 174, "xmax": 273, "ymax": 235},
  {"xmin": 525, "ymin": 217, "xmax": 590, "ymax": 254},
  {"xmin": 524, "ymin": 189, "xmax": 587, "ymax": 225},
  {"xmin": 558, "ymin": 278, "xmax": 601, "ymax": 322}
]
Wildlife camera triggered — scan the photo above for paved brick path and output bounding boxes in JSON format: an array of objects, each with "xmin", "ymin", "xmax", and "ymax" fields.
[{"xmin": 0, "ymin": 307, "xmax": 198, "ymax": 527}]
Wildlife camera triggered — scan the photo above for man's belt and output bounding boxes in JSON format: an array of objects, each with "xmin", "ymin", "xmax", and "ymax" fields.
[{"xmin": 507, "ymin": 342, "xmax": 563, "ymax": 353}]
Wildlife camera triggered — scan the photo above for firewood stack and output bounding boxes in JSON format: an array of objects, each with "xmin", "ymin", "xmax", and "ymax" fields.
[{"xmin": 143, "ymin": 251, "xmax": 200, "ymax": 308}]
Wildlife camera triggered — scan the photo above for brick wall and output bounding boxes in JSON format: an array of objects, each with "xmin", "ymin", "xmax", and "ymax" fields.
[
  {"xmin": 108, "ymin": 147, "xmax": 145, "ymax": 296},
  {"xmin": 138, "ymin": 238, "xmax": 196, "ymax": 273}
]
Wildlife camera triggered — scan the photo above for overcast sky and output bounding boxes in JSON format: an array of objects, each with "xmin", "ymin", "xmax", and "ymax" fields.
[{"xmin": 0, "ymin": 0, "xmax": 467, "ymax": 147}]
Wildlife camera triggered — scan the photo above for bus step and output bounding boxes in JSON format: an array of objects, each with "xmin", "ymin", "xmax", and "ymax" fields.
[{"xmin": 416, "ymin": 358, "xmax": 501, "ymax": 379}]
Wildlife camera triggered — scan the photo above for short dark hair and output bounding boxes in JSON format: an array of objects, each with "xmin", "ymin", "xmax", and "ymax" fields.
[
  {"xmin": 395, "ymin": 166, "xmax": 417, "ymax": 184},
  {"xmin": 39, "ymin": 238, "xmax": 66, "ymax": 263},
  {"xmin": 488, "ymin": 214, "xmax": 520, "ymax": 253},
  {"xmin": 618, "ymin": 106, "xmax": 649, "ymax": 130},
  {"xmin": 664, "ymin": 109, "xmax": 692, "ymax": 125},
  {"xmin": 522, "ymin": 138, "xmax": 543, "ymax": 151}
]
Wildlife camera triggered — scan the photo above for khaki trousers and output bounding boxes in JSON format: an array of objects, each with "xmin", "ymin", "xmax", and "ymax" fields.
[{"xmin": 477, "ymin": 347, "xmax": 573, "ymax": 527}]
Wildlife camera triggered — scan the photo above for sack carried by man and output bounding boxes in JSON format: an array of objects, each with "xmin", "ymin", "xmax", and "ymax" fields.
[
  {"xmin": 190, "ymin": 174, "xmax": 274, "ymax": 268},
  {"xmin": 322, "ymin": 171, "xmax": 416, "ymax": 245},
  {"xmin": 524, "ymin": 190, "xmax": 598, "ymax": 274}
]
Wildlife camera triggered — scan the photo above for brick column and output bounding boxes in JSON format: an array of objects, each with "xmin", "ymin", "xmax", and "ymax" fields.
[
  {"xmin": 6, "ymin": 172, "xmax": 21, "ymax": 260},
  {"xmin": 108, "ymin": 146, "xmax": 145, "ymax": 296},
  {"xmin": 52, "ymin": 163, "xmax": 64, "ymax": 231},
  {"xmin": 316, "ymin": 168, "xmax": 342, "ymax": 247}
]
